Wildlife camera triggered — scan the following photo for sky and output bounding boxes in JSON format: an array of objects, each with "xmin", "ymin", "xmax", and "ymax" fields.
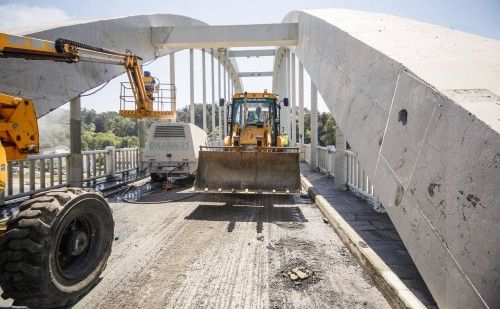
[{"xmin": 0, "ymin": 0, "xmax": 499, "ymax": 115}]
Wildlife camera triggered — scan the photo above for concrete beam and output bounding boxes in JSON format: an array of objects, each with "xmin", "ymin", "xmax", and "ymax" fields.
[
  {"xmin": 238, "ymin": 71, "xmax": 273, "ymax": 77},
  {"xmin": 151, "ymin": 23, "xmax": 298, "ymax": 48},
  {"xmin": 227, "ymin": 49, "xmax": 275, "ymax": 57},
  {"xmin": 69, "ymin": 97, "xmax": 82, "ymax": 187}
]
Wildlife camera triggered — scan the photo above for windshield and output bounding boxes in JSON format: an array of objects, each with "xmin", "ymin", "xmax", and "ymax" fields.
[{"xmin": 231, "ymin": 98, "xmax": 275, "ymax": 127}]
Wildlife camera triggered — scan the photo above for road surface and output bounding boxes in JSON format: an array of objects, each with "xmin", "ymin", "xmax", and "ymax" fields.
[{"xmin": 73, "ymin": 188, "xmax": 390, "ymax": 308}]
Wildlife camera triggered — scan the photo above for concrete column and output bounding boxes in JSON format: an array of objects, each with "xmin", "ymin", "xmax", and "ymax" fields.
[
  {"xmin": 69, "ymin": 97, "xmax": 83, "ymax": 187},
  {"xmin": 334, "ymin": 125, "xmax": 347, "ymax": 191},
  {"xmin": 218, "ymin": 57, "xmax": 223, "ymax": 142},
  {"xmin": 284, "ymin": 49, "xmax": 290, "ymax": 136},
  {"xmin": 189, "ymin": 48, "xmax": 195, "ymax": 124},
  {"xmin": 298, "ymin": 62, "xmax": 304, "ymax": 147},
  {"xmin": 137, "ymin": 119, "xmax": 147, "ymax": 168},
  {"xmin": 211, "ymin": 49, "xmax": 216, "ymax": 133},
  {"xmin": 310, "ymin": 81, "xmax": 318, "ymax": 170},
  {"xmin": 169, "ymin": 52, "xmax": 176, "ymax": 122},
  {"xmin": 291, "ymin": 53, "xmax": 296, "ymax": 146},
  {"xmin": 278, "ymin": 56, "xmax": 286, "ymax": 133},
  {"xmin": 202, "ymin": 49, "xmax": 207, "ymax": 132},
  {"xmin": 223, "ymin": 63, "xmax": 227, "ymax": 137}
]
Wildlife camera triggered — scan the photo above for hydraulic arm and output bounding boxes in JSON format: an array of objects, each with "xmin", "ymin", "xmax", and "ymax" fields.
[{"xmin": 0, "ymin": 33, "xmax": 176, "ymax": 120}]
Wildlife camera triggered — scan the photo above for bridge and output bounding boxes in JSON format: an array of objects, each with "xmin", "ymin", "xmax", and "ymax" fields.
[{"xmin": 0, "ymin": 9, "xmax": 499, "ymax": 309}]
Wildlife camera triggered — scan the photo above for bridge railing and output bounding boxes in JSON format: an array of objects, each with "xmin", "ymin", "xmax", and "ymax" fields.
[
  {"xmin": 303, "ymin": 144, "xmax": 382, "ymax": 211},
  {"xmin": 4, "ymin": 147, "xmax": 139, "ymax": 201}
]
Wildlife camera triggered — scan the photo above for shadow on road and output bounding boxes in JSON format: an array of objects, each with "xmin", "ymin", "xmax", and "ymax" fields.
[{"xmin": 185, "ymin": 202, "xmax": 308, "ymax": 233}]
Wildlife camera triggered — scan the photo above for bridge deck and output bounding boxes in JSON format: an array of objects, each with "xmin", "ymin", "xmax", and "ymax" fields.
[
  {"xmin": 301, "ymin": 163, "xmax": 437, "ymax": 308},
  {"xmin": 72, "ymin": 190, "xmax": 389, "ymax": 308}
]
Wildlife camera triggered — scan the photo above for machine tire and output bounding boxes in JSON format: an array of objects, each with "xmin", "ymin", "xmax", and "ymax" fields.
[
  {"xmin": 150, "ymin": 173, "xmax": 161, "ymax": 182},
  {"xmin": 0, "ymin": 188, "xmax": 114, "ymax": 308}
]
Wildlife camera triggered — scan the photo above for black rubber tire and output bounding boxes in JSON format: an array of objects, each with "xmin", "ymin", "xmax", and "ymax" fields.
[
  {"xmin": 150, "ymin": 173, "xmax": 161, "ymax": 182},
  {"xmin": 0, "ymin": 188, "xmax": 114, "ymax": 308}
]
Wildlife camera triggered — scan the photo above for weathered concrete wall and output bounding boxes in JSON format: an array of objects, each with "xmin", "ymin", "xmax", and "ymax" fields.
[
  {"xmin": 282, "ymin": 9, "xmax": 500, "ymax": 308},
  {"xmin": 0, "ymin": 14, "xmax": 242, "ymax": 117}
]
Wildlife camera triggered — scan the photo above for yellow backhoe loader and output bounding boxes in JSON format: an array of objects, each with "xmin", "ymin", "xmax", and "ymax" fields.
[
  {"xmin": 0, "ymin": 32, "xmax": 175, "ymax": 308},
  {"xmin": 194, "ymin": 91, "xmax": 301, "ymax": 194}
]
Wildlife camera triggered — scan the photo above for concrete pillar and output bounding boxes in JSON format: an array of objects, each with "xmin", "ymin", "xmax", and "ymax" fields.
[
  {"xmin": 334, "ymin": 125, "xmax": 347, "ymax": 191},
  {"xmin": 310, "ymin": 81, "xmax": 318, "ymax": 170},
  {"xmin": 223, "ymin": 63, "xmax": 227, "ymax": 137},
  {"xmin": 189, "ymin": 48, "xmax": 195, "ymax": 125},
  {"xmin": 284, "ymin": 49, "xmax": 290, "ymax": 136},
  {"xmin": 202, "ymin": 49, "xmax": 207, "ymax": 132},
  {"xmin": 69, "ymin": 97, "xmax": 83, "ymax": 187},
  {"xmin": 218, "ymin": 57, "xmax": 223, "ymax": 142},
  {"xmin": 169, "ymin": 52, "xmax": 176, "ymax": 122},
  {"xmin": 137, "ymin": 119, "xmax": 147, "ymax": 167},
  {"xmin": 298, "ymin": 62, "xmax": 304, "ymax": 147},
  {"xmin": 291, "ymin": 53, "xmax": 296, "ymax": 146},
  {"xmin": 211, "ymin": 49, "xmax": 216, "ymax": 133}
]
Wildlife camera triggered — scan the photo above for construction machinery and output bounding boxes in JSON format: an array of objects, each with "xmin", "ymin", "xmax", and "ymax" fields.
[
  {"xmin": 194, "ymin": 91, "xmax": 301, "ymax": 194},
  {"xmin": 144, "ymin": 122, "xmax": 209, "ymax": 181},
  {"xmin": 0, "ymin": 32, "xmax": 176, "ymax": 308}
]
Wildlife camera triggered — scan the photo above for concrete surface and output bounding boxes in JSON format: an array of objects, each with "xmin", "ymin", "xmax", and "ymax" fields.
[
  {"xmin": 281, "ymin": 9, "xmax": 500, "ymax": 308},
  {"xmin": 301, "ymin": 164, "xmax": 436, "ymax": 308},
  {"xmin": 66, "ymin": 189, "xmax": 390, "ymax": 308},
  {"xmin": 152, "ymin": 23, "xmax": 298, "ymax": 49}
]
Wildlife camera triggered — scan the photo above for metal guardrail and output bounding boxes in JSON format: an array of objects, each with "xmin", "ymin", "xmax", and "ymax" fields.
[
  {"xmin": 5, "ymin": 147, "xmax": 139, "ymax": 201},
  {"xmin": 303, "ymin": 144, "xmax": 382, "ymax": 211}
]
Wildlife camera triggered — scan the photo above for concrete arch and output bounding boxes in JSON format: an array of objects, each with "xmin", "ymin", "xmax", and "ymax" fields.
[
  {"xmin": 276, "ymin": 9, "xmax": 500, "ymax": 308},
  {"xmin": 0, "ymin": 14, "xmax": 242, "ymax": 117}
]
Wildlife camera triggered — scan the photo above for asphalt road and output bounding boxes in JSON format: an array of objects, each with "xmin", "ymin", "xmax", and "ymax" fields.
[{"xmin": 1, "ymin": 187, "xmax": 390, "ymax": 308}]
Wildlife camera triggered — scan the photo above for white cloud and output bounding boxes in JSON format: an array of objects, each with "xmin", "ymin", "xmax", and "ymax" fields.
[{"xmin": 0, "ymin": 3, "xmax": 70, "ymax": 30}]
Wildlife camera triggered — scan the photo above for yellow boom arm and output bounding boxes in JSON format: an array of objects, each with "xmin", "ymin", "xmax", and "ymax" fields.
[{"xmin": 0, "ymin": 33, "xmax": 175, "ymax": 120}]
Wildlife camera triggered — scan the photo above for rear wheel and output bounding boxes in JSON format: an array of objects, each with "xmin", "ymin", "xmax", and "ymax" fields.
[
  {"xmin": 150, "ymin": 173, "xmax": 161, "ymax": 182},
  {"xmin": 0, "ymin": 188, "xmax": 114, "ymax": 308}
]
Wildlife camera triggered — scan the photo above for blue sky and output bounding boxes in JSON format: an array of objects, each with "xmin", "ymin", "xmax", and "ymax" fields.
[{"xmin": 0, "ymin": 0, "xmax": 499, "ymax": 114}]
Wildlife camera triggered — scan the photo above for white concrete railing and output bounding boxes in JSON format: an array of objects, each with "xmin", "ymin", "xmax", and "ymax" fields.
[
  {"xmin": 303, "ymin": 144, "xmax": 382, "ymax": 211},
  {"xmin": 317, "ymin": 146, "xmax": 336, "ymax": 176},
  {"xmin": 4, "ymin": 147, "xmax": 139, "ymax": 201}
]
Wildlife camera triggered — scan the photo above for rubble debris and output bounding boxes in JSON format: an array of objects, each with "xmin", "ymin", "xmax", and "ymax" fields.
[{"xmin": 284, "ymin": 265, "xmax": 314, "ymax": 283}]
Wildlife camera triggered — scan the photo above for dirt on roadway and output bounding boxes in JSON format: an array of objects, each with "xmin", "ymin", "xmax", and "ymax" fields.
[{"xmin": 72, "ymin": 189, "xmax": 390, "ymax": 309}]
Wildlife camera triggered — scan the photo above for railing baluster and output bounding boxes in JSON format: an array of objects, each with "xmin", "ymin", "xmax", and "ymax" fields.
[
  {"xmin": 40, "ymin": 158, "xmax": 46, "ymax": 189},
  {"xmin": 92, "ymin": 153, "xmax": 97, "ymax": 178},
  {"xmin": 29, "ymin": 160, "xmax": 35, "ymax": 191},
  {"xmin": 49, "ymin": 158, "xmax": 54, "ymax": 187},
  {"xmin": 58, "ymin": 157, "xmax": 63, "ymax": 184},
  {"xmin": 7, "ymin": 161, "xmax": 13, "ymax": 196},
  {"xmin": 19, "ymin": 161, "xmax": 24, "ymax": 193}
]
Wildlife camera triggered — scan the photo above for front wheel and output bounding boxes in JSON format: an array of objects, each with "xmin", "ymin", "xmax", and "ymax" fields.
[{"xmin": 0, "ymin": 188, "xmax": 114, "ymax": 308}]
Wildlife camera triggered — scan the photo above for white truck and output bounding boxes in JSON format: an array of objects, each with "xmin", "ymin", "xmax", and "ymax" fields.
[{"xmin": 143, "ymin": 122, "xmax": 208, "ymax": 180}]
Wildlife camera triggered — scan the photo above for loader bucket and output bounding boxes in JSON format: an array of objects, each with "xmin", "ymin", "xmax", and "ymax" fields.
[{"xmin": 194, "ymin": 147, "xmax": 301, "ymax": 194}]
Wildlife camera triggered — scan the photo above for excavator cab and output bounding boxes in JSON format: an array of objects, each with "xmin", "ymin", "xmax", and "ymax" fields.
[{"xmin": 194, "ymin": 91, "xmax": 300, "ymax": 194}]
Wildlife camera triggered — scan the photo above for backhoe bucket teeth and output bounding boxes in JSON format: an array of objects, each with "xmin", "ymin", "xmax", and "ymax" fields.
[{"xmin": 194, "ymin": 147, "xmax": 301, "ymax": 194}]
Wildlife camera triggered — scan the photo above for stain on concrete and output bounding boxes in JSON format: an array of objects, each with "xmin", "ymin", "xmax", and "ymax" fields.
[
  {"xmin": 466, "ymin": 194, "xmax": 481, "ymax": 208},
  {"xmin": 427, "ymin": 183, "xmax": 441, "ymax": 197},
  {"xmin": 394, "ymin": 184, "xmax": 405, "ymax": 206}
]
